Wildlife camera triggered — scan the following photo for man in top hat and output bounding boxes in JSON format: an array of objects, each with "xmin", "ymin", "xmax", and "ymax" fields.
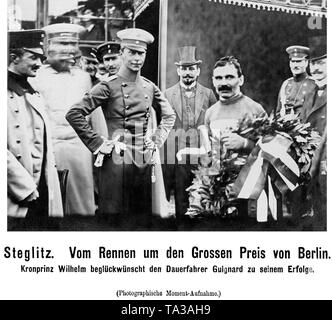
[
  {"xmin": 7, "ymin": 30, "xmax": 63, "ymax": 230},
  {"xmin": 300, "ymin": 42, "xmax": 327, "ymax": 230},
  {"xmin": 162, "ymin": 46, "xmax": 217, "ymax": 221},
  {"xmin": 276, "ymin": 45, "xmax": 316, "ymax": 117},
  {"xmin": 30, "ymin": 24, "xmax": 99, "ymax": 217},
  {"xmin": 66, "ymin": 28, "xmax": 175, "ymax": 229}
]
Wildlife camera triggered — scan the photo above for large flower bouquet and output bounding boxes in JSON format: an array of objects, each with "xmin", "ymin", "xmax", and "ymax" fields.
[{"xmin": 185, "ymin": 113, "xmax": 321, "ymax": 218}]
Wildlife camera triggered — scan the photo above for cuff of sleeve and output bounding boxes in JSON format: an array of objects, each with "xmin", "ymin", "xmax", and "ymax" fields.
[{"xmin": 93, "ymin": 137, "xmax": 107, "ymax": 155}]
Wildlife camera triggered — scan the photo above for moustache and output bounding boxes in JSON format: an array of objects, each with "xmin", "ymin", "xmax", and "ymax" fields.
[{"xmin": 217, "ymin": 85, "xmax": 232, "ymax": 92}]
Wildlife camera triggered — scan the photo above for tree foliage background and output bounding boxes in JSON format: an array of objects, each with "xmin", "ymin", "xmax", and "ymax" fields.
[{"xmin": 166, "ymin": 0, "xmax": 326, "ymax": 114}]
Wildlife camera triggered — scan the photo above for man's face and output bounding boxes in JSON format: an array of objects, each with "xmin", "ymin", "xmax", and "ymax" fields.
[
  {"xmin": 121, "ymin": 48, "xmax": 146, "ymax": 73},
  {"xmin": 289, "ymin": 58, "xmax": 308, "ymax": 76},
  {"xmin": 310, "ymin": 58, "xmax": 327, "ymax": 83},
  {"xmin": 12, "ymin": 51, "xmax": 42, "ymax": 77},
  {"xmin": 177, "ymin": 64, "xmax": 200, "ymax": 86},
  {"xmin": 82, "ymin": 9, "xmax": 93, "ymax": 23},
  {"xmin": 82, "ymin": 58, "xmax": 98, "ymax": 77},
  {"xmin": 103, "ymin": 54, "xmax": 122, "ymax": 75},
  {"xmin": 49, "ymin": 56, "xmax": 73, "ymax": 72},
  {"xmin": 212, "ymin": 64, "xmax": 243, "ymax": 99}
]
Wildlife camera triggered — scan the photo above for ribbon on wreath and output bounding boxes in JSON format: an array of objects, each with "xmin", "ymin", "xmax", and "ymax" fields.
[{"xmin": 227, "ymin": 133, "xmax": 300, "ymax": 222}]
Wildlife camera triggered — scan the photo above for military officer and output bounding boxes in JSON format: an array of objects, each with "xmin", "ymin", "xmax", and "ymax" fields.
[
  {"xmin": 7, "ymin": 30, "xmax": 63, "ymax": 230},
  {"xmin": 66, "ymin": 28, "xmax": 175, "ymax": 229},
  {"xmin": 30, "ymin": 24, "xmax": 98, "ymax": 217},
  {"xmin": 80, "ymin": 46, "xmax": 99, "ymax": 85},
  {"xmin": 276, "ymin": 45, "xmax": 316, "ymax": 117},
  {"xmin": 95, "ymin": 41, "xmax": 122, "ymax": 77}
]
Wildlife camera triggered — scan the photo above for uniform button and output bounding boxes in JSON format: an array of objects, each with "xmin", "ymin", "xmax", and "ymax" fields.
[
  {"xmin": 146, "ymin": 112, "xmax": 150, "ymax": 118},
  {"xmin": 124, "ymin": 94, "xmax": 129, "ymax": 98},
  {"xmin": 14, "ymin": 109, "xmax": 19, "ymax": 113},
  {"xmin": 124, "ymin": 117, "xmax": 129, "ymax": 121},
  {"xmin": 322, "ymin": 116, "xmax": 326, "ymax": 119},
  {"xmin": 145, "ymin": 95, "xmax": 148, "ymax": 99},
  {"xmin": 122, "ymin": 83, "xmax": 127, "ymax": 87},
  {"xmin": 15, "ymin": 124, "xmax": 20, "ymax": 128},
  {"xmin": 16, "ymin": 154, "xmax": 21, "ymax": 159},
  {"xmin": 10, "ymin": 96, "xmax": 14, "ymax": 99},
  {"xmin": 16, "ymin": 140, "xmax": 21, "ymax": 144},
  {"xmin": 125, "ymin": 106, "xmax": 130, "ymax": 110},
  {"xmin": 35, "ymin": 141, "xmax": 41, "ymax": 145}
]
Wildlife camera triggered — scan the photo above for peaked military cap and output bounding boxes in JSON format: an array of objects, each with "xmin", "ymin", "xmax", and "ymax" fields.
[
  {"xmin": 8, "ymin": 29, "xmax": 45, "ymax": 57},
  {"xmin": 286, "ymin": 45, "xmax": 310, "ymax": 60},
  {"xmin": 96, "ymin": 41, "xmax": 121, "ymax": 62},
  {"xmin": 80, "ymin": 46, "xmax": 98, "ymax": 63},
  {"xmin": 175, "ymin": 46, "xmax": 202, "ymax": 66},
  {"xmin": 117, "ymin": 28, "xmax": 154, "ymax": 52},
  {"xmin": 43, "ymin": 23, "xmax": 85, "ymax": 43}
]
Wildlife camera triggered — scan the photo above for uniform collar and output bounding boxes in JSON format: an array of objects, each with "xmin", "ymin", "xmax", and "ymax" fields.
[
  {"xmin": 8, "ymin": 71, "xmax": 36, "ymax": 96},
  {"xmin": 118, "ymin": 66, "xmax": 140, "ymax": 82},
  {"xmin": 293, "ymin": 72, "xmax": 308, "ymax": 82}
]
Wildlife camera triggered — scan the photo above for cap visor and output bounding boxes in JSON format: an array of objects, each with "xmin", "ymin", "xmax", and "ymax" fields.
[
  {"xmin": 175, "ymin": 60, "xmax": 202, "ymax": 66},
  {"xmin": 122, "ymin": 44, "xmax": 146, "ymax": 53}
]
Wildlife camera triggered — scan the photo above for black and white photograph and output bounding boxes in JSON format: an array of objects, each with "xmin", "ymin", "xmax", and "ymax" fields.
[
  {"xmin": 6, "ymin": 0, "xmax": 327, "ymax": 232},
  {"xmin": 1, "ymin": 0, "xmax": 331, "ymax": 302}
]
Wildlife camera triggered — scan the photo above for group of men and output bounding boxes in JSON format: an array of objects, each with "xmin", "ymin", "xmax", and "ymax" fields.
[{"xmin": 7, "ymin": 23, "xmax": 327, "ymax": 231}]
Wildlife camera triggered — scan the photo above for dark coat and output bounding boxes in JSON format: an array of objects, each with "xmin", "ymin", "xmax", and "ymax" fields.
[
  {"xmin": 164, "ymin": 82, "xmax": 216, "ymax": 152},
  {"xmin": 302, "ymin": 86, "xmax": 327, "ymax": 175},
  {"xmin": 66, "ymin": 72, "xmax": 175, "ymax": 216},
  {"xmin": 276, "ymin": 75, "xmax": 316, "ymax": 117}
]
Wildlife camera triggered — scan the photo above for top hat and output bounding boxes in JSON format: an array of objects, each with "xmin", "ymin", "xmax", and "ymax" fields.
[
  {"xmin": 310, "ymin": 36, "xmax": 327, "ymax": 62},
  {"xmin": 175, "ymin": 46, "xmax": 202, "ymax": 66},
  {"xmin": 8, "ymin": 29, "xmax": 45, "ymax": 57},
  {"xmin": 286, "ymin": 45, "xmax": 310, "ymax": 60},
  {"xmin": 96, "ymin": 41, "xmax": 121, "ymax": 62},
  {"xmin": 117, "ymin": 28, "xmax": 154, "ymax": 53}
]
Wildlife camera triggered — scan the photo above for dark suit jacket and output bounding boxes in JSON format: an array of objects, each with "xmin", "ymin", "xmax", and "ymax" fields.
[
  {"xmin": 164, "ymin": 82, "xmax": 216, "ymax": 151},
  {"xmin": 302, "ymin": 87, "xmax": 327, "ymax": 175}
]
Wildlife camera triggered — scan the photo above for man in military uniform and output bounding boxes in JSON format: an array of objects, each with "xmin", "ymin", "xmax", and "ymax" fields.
[
  {"xmin": 276, "ymin": 45, "xmax": 316, "ymax": 117},
  {"xmin": 95, "ymin": 41, "xmax": 122, "ymax": 77},
  {"xmin": 301, "ymin": 45, "xmax": 327, "ymax": 230},
  {"xmin": 7, "ymin": 30, "xmax": 63, "ymax": 230},
  {"xmin": 66, "ymin": 28, "xmax": 175, "ymax": 229},
  {"xmin": 80, "ymin": 46, "xmax": 100, "ymax": 85},
  {"xmin": 163, "ymin": 46, "xmax": 217, "ymax": 221},
  {"xmin": 30, "ymin": 23, "xmax": 98, "ymax": 217}
]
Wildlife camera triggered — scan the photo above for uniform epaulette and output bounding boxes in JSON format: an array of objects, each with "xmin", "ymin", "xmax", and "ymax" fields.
[{"xmin": 105, "ymin": 74, "xmax": 118, "ymax": 82}]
